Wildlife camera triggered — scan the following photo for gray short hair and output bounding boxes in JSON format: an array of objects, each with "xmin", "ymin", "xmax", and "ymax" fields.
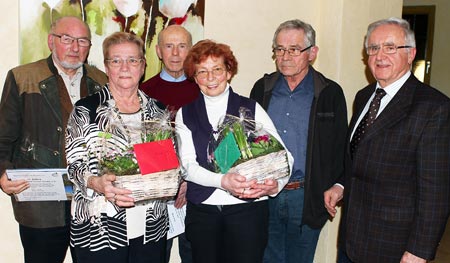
[
  {"xmin": 272, "ymin": 19, "xmax": 316, "ymax": 49},
  {"xmin": 365, "ymin": 17, "xmax": 416, "ymax": 48},
  {"xmin": 50, "ymin": 16, "xmax": 91, "ymax": 39},
  {"xmin": 103, "ymin": 32, "xmax": 145, "ymax": 59}
]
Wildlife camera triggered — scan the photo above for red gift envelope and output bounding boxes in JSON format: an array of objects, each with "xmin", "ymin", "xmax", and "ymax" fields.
[{"xmin": 133, "ymin": 139, "xmax": 179, "ymax": 174}]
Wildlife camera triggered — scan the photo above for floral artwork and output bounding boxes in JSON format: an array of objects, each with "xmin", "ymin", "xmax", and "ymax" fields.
[{"xmin": 19, "ymin": 0, "xmax": 204, "ymax": 81}]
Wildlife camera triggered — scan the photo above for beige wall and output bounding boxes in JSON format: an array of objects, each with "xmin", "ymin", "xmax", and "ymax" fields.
[
  {"xmin": 0, "ymin": 2, "xmax": 22, "ymax": 262},
  {"xmin": 403, "ymin": 0, "xmax": 450, "ymax": 97},
  {"xmin": 0, "ymin": 1, "xmax": 403, "ymax": 262}
]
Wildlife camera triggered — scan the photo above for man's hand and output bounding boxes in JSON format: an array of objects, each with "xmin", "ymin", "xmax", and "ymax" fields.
[
  {"xmin": 0, "ymin": 172, "xmax": 29, "ymax": 195},
  {"xmin": 400, "ymin": 251, "xmax": 427, "ymax": 263},
  {"xmin": 324, "ymin": 184, "xmax": 344, "ymax": 217},
  {"xmin": 174, "ymin": 181, "xmax": 187, "ymax": 208}
]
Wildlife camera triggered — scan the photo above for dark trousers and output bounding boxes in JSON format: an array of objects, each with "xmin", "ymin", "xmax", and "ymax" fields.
[
  {"xmin": 186, "ymin": 200, "xmax": 269, "ymax": 263},
  {"xmin": 166, "ymin": 232, "xmax": 192, "ymax": 263},
  {"xmin": 19, "ymin": 224, "xmax": 74, "ymax": 263},
  {"xmin": 74, "ymin": 235, "xmax": 166, "ymax": 263}
]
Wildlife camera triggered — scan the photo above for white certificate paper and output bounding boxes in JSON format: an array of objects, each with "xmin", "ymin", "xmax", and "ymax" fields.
[
  {"xmin": 6, "ymin": 169, "xmax": 72, "ymax": 202},
  {"xmin": 167, "ymin": 200, "xmax": 186, "ymax": 239}
]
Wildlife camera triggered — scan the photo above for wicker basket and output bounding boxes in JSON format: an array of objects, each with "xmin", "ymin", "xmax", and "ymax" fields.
[
  {"xmin": 113, "ymin": 168, "xmax": 181, "ymax": 202},
  {"xmin": 228, "ymin": 150, "xmax": 289, "ymax": 183}
]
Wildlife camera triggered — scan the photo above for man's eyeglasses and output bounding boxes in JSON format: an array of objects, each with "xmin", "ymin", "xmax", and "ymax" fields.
[
  {"xmin": 52, "ymin": 34, "xmax": 91, "ymax": 47},
  {"xmin": 273, "ymin": 45, "xmax": 312, "ymax": 57},
  {"xmin": 195, "ymin": 67, "xmax": 225, "ymax": 79},
  {"xmin": 366, "ymin": 44, "xmax": 412, "ymax": 56},
  {"xmin": 105, "ymin": 57, "xmax": 144, "ymax": 67}
]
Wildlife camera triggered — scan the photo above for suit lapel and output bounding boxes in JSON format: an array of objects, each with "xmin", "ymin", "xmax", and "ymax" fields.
[
  {"xmin": 83, "ymin": 66, "xmax": 104, "ymax": 96},
  {"xmin": 38, "ymin": 57, "xmax": 69, "ymax": 125},
  {"xmin": 39, "ymin": 77, "xmax": 63, "ymax": 124},
  {"xmin": 348, "ymin": 86, "xmax": 375, "ymax": 134},
  {"xmin": 346, "ymin": 85, "xmax": 376, "ymax": 155},
  {"xmin": 362, "ymin": 75, "xmax": 417, "ymax": 143}
]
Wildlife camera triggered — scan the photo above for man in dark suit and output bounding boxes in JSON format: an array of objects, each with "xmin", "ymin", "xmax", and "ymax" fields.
[{"xmin": 324, "ymin": 17, "xmax": 450, "ymax": 263}]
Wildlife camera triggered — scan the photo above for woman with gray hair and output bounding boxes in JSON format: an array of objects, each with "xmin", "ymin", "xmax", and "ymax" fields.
[{"xmin": 66, "ymin": 32, "xmax": 168, "ymax": 263}]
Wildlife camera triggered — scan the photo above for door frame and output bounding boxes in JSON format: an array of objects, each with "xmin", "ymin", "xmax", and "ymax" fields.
[{"xmin": 402, "ymin": 5, "xmax": 435, "ymax": 84}]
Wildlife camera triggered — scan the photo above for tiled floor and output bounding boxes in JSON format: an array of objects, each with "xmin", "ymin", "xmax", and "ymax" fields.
[{"xmin": 431, "ymin": 219, "xmax": 450, "ymax": 263}]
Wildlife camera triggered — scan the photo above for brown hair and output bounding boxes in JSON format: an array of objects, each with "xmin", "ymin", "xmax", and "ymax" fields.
[{"xmin": 183, "ymin": 39, "xmax": 238, "ymax": 80}]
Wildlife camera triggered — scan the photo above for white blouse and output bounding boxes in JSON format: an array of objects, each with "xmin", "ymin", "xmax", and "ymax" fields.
[{"xmin": 175, "ymin": 85, "xmax": 293, "ymax": 205}]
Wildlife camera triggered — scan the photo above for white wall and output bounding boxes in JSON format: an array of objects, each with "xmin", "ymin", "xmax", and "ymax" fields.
[
  {"xmin": 0, "ymin": 1, "xmax": 22, "ymax": 262},
  {"xmin": 0, "ymin": 1, "xmax": 403, "ymax": 262}
]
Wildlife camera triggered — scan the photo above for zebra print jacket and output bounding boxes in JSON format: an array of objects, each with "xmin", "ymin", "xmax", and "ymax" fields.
[{"xmin": 65, "ymin": 85, "xmax": 168, "ymax": 251}]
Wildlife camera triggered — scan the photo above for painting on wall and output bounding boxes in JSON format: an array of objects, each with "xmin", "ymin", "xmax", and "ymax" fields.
[{"xmin": 19, "ymin": 0, "xmax": 205, "ymax": 81}]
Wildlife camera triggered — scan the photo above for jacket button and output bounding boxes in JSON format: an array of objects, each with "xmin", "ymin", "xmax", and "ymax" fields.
[
  {"xmin": 41, "ymin": 84, "xmax": 46, "ymax": 89},
  {"xmin": 53, "ymin": 151, "xmax": 60, "ymax": 156},
  {"xmin": 57, "ymin": 126, "xmax": 62, "ymax": 132}
]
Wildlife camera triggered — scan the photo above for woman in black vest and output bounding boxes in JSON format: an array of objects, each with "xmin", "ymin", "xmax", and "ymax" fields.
[{"xmin": 175, "ymin": 40, "xmax": 293, "ymax": 263}]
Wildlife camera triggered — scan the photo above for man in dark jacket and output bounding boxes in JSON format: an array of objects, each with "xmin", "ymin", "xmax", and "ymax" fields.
[
  {"xmin": 326, "ymin": 17, "xmax": 450, "ymax": 263},
  {"xmin": 0, "ymin": 16, "xmax": 107, "ymax": 263},
  {"xmin": 250, "ymin": 19, "xmax": 347, "ymax": 263}
]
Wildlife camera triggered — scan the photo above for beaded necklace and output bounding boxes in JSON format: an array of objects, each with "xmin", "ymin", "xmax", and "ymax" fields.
[{"xmin": 110, "ymin": 91, "xmax": 146, "ymax": 144}]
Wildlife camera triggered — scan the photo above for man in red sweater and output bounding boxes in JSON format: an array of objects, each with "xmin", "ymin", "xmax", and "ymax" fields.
[
  {"xmin": 140, "ymin": 24, "xmax": 199, "ymax": 263},
  {"xmin": 141, "ymin": 25, "xmax": 199, "ymax": 112}
]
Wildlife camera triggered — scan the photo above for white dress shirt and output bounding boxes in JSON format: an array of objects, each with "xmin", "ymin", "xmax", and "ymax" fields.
[{"xmin": 350, "ymin": 71, "xmax": 411, "ymax": 140}]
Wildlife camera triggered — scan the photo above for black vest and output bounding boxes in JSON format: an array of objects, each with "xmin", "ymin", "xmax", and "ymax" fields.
[{"xmin": 182, "ymin": 88, "xmax": 256, "ymax": 204}]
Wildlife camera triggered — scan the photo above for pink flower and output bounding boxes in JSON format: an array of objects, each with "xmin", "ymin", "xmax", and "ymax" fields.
[{"xmin": 254, "ymin": 135, "xmax": 270, "ymax": 143}]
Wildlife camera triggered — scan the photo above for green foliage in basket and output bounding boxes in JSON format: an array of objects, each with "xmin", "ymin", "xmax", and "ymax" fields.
[
  {"xmin": 101, "ymin": 130, "xmax": 173, "ymax": 176},
  {"xmin": 101, "ymin": 150, "xmax": 139, "ymax": 176}
]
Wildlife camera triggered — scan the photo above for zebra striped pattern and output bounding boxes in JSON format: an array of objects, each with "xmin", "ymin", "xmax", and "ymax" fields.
[{"xmin": 66, "ymin": 85, "xmax": 168, "ymax": 251}]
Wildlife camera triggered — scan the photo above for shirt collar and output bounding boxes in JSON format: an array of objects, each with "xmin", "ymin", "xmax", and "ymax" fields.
[
  {"xmin": 376, "ymin": 71, "xmax": 411, "ymax": 98},
  {"xmin": 160, "ymin": 68, "xmax": 187, "ymax": 82},
  {"xmin": 278, "ymin": 67, "xmax": 313, "ymax": 93},
  {"xmin": 53, "ymin": 58, "xmax": 83, "ymax": 80}
]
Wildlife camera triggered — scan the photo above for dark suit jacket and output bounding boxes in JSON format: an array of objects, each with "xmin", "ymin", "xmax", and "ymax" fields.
[{"xmin": 341, "ymin": 74, "xmax": 450, "ymax": 262}]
